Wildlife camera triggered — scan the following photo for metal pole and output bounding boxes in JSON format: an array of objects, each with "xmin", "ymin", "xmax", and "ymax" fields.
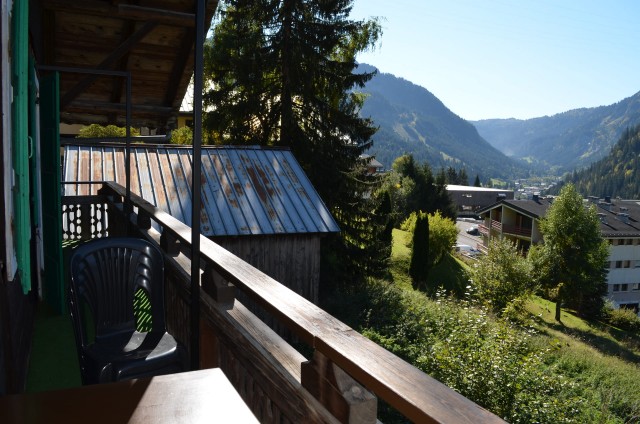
[
  {"xmin": 190, "ymin": 0, "xmax": 205, "ymax": 370},
  {"xmin": 125, "ymin": 73, "xmax": 132, "ymax": 215}
]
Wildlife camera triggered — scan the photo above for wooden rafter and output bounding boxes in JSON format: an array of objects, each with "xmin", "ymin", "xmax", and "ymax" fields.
[
  {"xmin": 60, "ymin": 20, "xmax": 158, "ymax": 109},
  {"xmin": 67, "ymin": 100, "xmax": 173, "ymax": 115},
  {"xmin": 164, "ymin": 28, "xmax": 195, "ymax": 108},
  {"xmin": 42, "ymin": 0, "xmax": 195, "ymax": 27},
  {"xmin": 35, "ymin": 0, "xmax": 219, "ymax": 127}
]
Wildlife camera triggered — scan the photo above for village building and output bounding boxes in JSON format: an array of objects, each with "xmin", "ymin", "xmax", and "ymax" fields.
[
  {"xmin": 446, "ymin": 184, "xmax": 514, "ymax": 217},
  {"xmin": 478, "ymin": 195, "xmax": 640, "ymax": 314}
]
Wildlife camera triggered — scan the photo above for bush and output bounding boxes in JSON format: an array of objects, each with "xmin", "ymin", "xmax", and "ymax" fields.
[
  {"xmin": 400, "ymin": 212, "xmax": 417, "ymax": 233},
  {"xmin": 470, "ymin": 238, "xmax": 535, "ymax": 316},
  {"xmin": 77, "ymin": 124, "xmax": 140, "ymax": 138},
  {"xmin": 427, "ymin": 211, "xmax": 457, "ymax": 265},
  {"xmin": 605, "ymin": 306, "xmax": 640, "ymax": 333},
  {"xmin": 170, "ymin": 125, "xmax": 193, "ymax": 145},
  {"xmin": 401, "ymin": 211, "xmax": 457, "ymax": 266},
  {"xmin": 362, "ymin": 288, "xmax": 588, "ymax": 423}
]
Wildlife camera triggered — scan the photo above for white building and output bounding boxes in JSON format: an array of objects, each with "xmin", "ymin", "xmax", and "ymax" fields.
[{"xmin": 478, "ymin": 195, "xmax": 640, "ymax": 314}]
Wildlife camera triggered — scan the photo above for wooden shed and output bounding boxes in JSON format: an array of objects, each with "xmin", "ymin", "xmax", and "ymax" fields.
[{"xmin": 63, "ymin": 143, "xmax": 340, "ymax": 304}]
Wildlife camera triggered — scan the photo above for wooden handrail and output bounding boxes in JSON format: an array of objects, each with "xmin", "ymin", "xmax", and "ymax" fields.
[
  {"xmin": 100, "ymin": 181, "xmax": 503, "ymax": 423},
  {"xmin": 501, "ymin": 224, "xmax": 532, "ymax": 237}
]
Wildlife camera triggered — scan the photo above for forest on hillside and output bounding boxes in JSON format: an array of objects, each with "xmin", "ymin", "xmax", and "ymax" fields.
[
  {"xmin": 473, "ymin": 91, "xmax": 640, "ymax": 175},
  {"xmin": 559, "ymin": 125, "xmax": 640, "ymax": 198},
  {"xmin": 357, "ymin": 65, "xmax": 528, "ymax": 182}
]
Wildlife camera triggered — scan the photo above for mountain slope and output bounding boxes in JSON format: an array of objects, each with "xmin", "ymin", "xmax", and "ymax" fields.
[
  {"xmin": 560, "ymin": 125, "xmax": 640, "ymax": 198},
  {"xmin": 358, "ymin": 65, "xmax": 525, "ymax": 181},
  {"xmin": 473, "ymin": 92, "xmax": 640, "ymax": 174}
]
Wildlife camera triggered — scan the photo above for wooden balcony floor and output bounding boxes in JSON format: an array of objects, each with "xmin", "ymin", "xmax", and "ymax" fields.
[{"xmin": 26, "ymin": 303, "xmax": 81, "ymax": 392}]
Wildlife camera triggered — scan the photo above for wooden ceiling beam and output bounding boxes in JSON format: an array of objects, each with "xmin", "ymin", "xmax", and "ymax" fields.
[
  {"xmin": 118, "ymin": 5, "xmax": 195, "ymax": 27},
  {"xmin": 110, "ymin": 1, "xmax": 140, "ymax": 123},
  {"xmin": 42, "ymin": 0, "xmax": 194, "ymax": 27},
  {"xmin": 67, "ymin": 100, "xmax": 174, "ymax": 115},
  {"xmin": 164, "ymin": 28, "xmax": 195, "ymax": 108},
  {"xmin": 60, "ymin": 20, "xmax": 158, "ymax": 109}
]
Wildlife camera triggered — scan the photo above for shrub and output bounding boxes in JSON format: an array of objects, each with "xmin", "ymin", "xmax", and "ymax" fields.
[
  {"xmin": 470, "ymin": 238, "xmax": 535, "ymax": 316},
  {"xmin": 427, "ymin": 211, "xmax": 457, "ymax": 265},
  {"xmin": 170, "ymin": 125, "xmax": 193, "ymax": 145},
  {"xmin": 402, "ymin": 211, "xmax": 457, "ymax": 263},
  {"xmin": 363, "ymin": 288, "xmax": 587, "ymax": 423},
  {"xmin": 605, "ymin": 306, "xmax": 640, "ymax": 333},
  {"xmin": 400, "ymin": 212, "xmax": 417, "ymax": 233},
  {"xmin": 77, "ymin": 124, "xmax": 140, "ymax": 138}
]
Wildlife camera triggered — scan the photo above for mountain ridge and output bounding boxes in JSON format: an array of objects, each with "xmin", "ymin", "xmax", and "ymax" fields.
[
  {"xmin": 472, "ymin": 91, "xmax": 640, "ymax": 174},
  {"xmin": 358, "ymin": 64, "xmax": 525, "ymax": 181}
]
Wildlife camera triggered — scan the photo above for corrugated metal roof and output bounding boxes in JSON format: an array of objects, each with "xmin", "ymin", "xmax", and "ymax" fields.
[{"xmin": 63, "ymin": 144, "xmax": 340, "ymax": 236}]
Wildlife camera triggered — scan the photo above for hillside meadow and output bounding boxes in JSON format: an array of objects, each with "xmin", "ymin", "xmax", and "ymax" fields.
[{"xmin": 322, "ymin": 229, "xmax": 640, "ymax": 423}]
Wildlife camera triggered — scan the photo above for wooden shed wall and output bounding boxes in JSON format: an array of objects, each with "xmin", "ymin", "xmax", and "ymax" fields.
[{"xmin": 212, "ymin": 234, "xmax": 321, "ymax": 305}]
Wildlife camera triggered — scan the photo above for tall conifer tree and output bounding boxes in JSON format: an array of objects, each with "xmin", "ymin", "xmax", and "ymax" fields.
[{"xmin": 204, "ymin": 1, "xmax": 384, "ymax": 283}]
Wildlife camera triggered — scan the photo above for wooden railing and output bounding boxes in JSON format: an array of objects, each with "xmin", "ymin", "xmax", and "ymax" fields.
[
  {"xmin": 478, "ymin": 223, "xmax": 489, "ymax": 236},
  {"xmin": 63, "ymin": 181, "xmax": 504, "ymax": 424},
  {"xmin": 501, "ymin": 224, "xmax": 532, "ymax": 238},
  {"xmin": 490, "ymin": 219, "xmax": 502, "ymax": 232}
]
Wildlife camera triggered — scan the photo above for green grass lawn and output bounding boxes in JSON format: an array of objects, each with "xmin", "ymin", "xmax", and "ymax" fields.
[
  {"xmin": 527, "ymin": 295, "xmax": 640, "ymax": 364},
  {"xmin": 394, "ymin": 228, "xmax": 640, "ymax": 420},
  {"xmin": 323, "ymin": 227, "xmax": 640, "ymax": 422},
  {"xmin": 393, "ymin": 226, "xmax": 640, "ymax": 364}
]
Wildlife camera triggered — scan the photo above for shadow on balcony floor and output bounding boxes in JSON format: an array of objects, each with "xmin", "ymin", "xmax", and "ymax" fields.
[{"xmin": 26, "ymin": 303, "xmax": 81, "ymax": 392}]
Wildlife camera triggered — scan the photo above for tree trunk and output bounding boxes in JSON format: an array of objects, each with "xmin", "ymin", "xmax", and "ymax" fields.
[
  {"xmin": 279, "ymin": 0, "xmax": 293, "ymax": 146},
  {"xmin": 555, "ymin": 300, "xmax": 562, "ymax": 322}
]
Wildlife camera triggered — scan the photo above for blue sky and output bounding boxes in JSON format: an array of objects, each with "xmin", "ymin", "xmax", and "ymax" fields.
[{"xmin": 350, "ymin": 0, "xmax": 640, "ymax": 120}]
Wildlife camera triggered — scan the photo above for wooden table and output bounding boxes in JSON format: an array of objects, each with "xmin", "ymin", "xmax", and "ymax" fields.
[{"xmin": 0, "ymin": 368, "xmax": 259, "ymax": 423}]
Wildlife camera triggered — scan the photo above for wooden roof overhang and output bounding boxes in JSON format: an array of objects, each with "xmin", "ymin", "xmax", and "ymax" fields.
[{"xmin": 30, "ymin": 0, "xmax": 218, "ymax": 129}]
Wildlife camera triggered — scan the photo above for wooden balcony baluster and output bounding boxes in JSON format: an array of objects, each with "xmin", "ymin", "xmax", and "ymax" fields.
[{"xmin": 302, "ymin": 351, "xmax": 377, "ymax": 424}]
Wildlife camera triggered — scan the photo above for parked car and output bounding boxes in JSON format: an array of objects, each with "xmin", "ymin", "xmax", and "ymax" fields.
[
  {"xmin": 466, "ymin": 225, "xmax": 479, "ymax": 236},
  {"xmin": 455, "ymin": 244, "xmax": 480, "ymax": 257}
]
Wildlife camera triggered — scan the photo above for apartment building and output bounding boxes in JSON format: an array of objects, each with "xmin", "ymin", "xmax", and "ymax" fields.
[{"xmin": 478, "ymin": 195, "xmax": 640, "ymax": 313}]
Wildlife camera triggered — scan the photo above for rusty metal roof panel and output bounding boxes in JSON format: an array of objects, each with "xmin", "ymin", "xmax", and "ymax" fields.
[{"xmin": 62, "ymin": 144, "xmax": 340, "ymax": 237}]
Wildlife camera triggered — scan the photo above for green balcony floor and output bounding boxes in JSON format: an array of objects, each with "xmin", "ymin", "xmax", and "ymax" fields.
[{"xmin": 26, "ymin": 303, "xmax": 81, "ymax": 392}]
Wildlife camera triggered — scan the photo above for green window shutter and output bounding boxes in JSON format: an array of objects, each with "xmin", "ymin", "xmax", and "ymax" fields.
[
  {"xmin": 40, "ymin": 71, "xmax": 64, "ymax": 313},
  {"xmin": 11, "ymin": 0, "xmax": 31, "ymax": 294},
  {"xmin": 29, "ymin": 57, "xmax": 40, "ymax": 229}
]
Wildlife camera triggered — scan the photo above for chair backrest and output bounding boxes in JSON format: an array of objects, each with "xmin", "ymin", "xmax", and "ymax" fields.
[{"xmin": 68, "ymin": 237, "xmax": 166, "ymax": 349}]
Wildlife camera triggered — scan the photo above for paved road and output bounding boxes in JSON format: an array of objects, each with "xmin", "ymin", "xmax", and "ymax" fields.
[{"xmin": 456, "ymin": 219, "xmax": 483, "ymax": 249}]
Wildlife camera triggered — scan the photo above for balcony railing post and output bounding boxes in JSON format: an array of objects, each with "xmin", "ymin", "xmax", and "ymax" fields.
[
  {"xmin": 201, "ymin": 264, "xmax": 235, "ymax": 306},
  {"xmin": 301, "ymin": 351, "xmax": 377, "ymax": 424},
  {"xmin": 79, "ymin": 203, "xmax": 91, "ymax": 239},
  {"xmin": 160, "ymin": 230, "xmax": 180, "ymax": 256}
]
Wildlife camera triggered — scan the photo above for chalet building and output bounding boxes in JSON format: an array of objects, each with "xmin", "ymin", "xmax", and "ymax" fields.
[
  {"xmin": 446, "ymin": 184, "xmax": 514, "ymax": 217},
  {"xmin": 0, "ymin": 0, "xmax": 503, "ymax": 422},
  {"xmin": 359, "ymin": 153, "xmax": 385, "ymax": 175},
  {"xmin": 478, "ymin": 195, "xmax": 640, "ymax": 314}
]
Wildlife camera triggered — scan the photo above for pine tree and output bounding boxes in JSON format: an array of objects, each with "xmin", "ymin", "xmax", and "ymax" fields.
[
  {"xmin": 474, "ymin": 174, "xmax": 481, "ymax": 187},
  {"xmin": 458, "ymin": 168, "xmax": 469, "ymax": 186},
  {"xmin": 409, "ymin": 211, "xmax": 430, "ymax": 288},
  {"xmin": 446, "ymin": 166, "xmax": 457, "ymax": 184},
  {"xmin": 204, "ymin": 0, "xmax": 382, "ymax": 284},
  {"xmin": 434, "ymin": 168, "xmax": 457, "ymax": 220}
]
